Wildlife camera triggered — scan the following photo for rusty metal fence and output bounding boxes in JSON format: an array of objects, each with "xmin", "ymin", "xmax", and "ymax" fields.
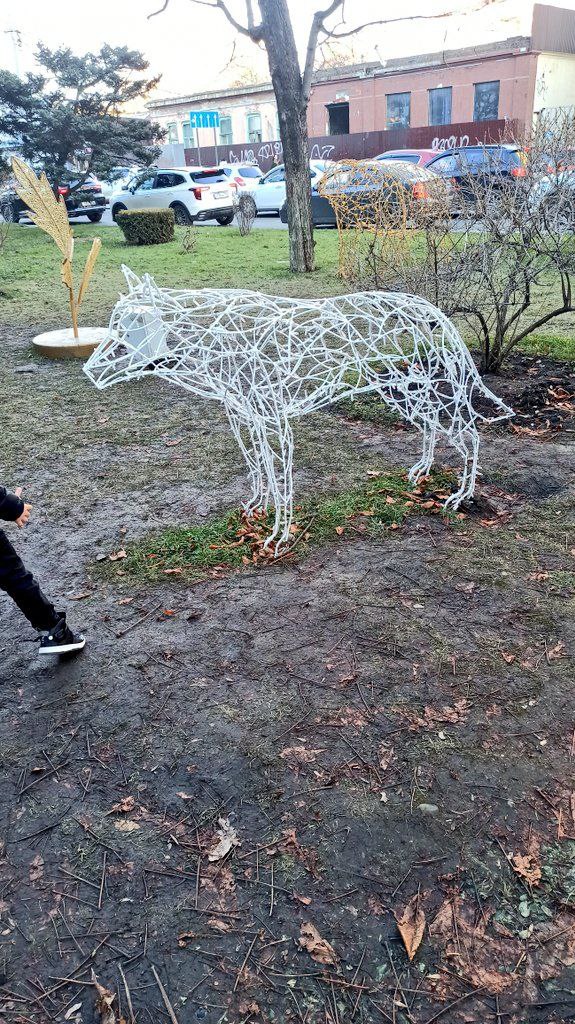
[{"xmin": 182, "ymin": 119, "xmax": 517, "ymax": 173}]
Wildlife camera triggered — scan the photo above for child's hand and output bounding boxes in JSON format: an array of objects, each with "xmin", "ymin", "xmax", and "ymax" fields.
[{"xmin": 14, "ymin": 489, "xmax": 32, "ymax": 528}]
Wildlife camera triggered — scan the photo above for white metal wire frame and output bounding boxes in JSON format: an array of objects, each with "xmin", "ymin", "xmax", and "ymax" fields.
[{"xmin": 84, "ymin": 267, "xmax": 513, "ymax": 551}]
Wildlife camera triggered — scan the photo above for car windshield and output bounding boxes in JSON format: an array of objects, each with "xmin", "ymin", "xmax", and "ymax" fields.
[
  {"xmin": 190, "ymin": 169, "xmax": 228, "ymax": 184},
  {"xmin": 239, "ymin": 166, "xmax": 262, "ymax": 177}
]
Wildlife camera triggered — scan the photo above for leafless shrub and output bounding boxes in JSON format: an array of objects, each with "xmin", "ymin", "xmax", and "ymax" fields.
[
  {"xmin": 393, "ymin": 110, "xmax": 575, "ymax": 373},
  {"xmin": 236, "ymin": 192, "xmax": 256, "ymax": 236},
  {"xmin": 180, "ymin": 224, "xmax": 197, "ymax": 256}
]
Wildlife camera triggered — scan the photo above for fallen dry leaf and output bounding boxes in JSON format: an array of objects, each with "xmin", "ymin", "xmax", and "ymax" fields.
[
  {"xmin": 293, "ymin": 892, "xmax": 312, "ymax": 906},
  {"xmin": 208, "ymin": 817, "xmax": 240, "ymax": 862},
  {"xmin": 299, "ymin": 921, "xmax": 338, "ymax": 965},
  {"xmin": 430, "ymin": 895, "xmax": 522, "ymax": 994},
  {"xmin": 280, "ymin": 746, "xmax": 324, "ymax": 767},
  {"xmin": 114, "ymin": 820, "xmax": 140, "ymax": 833},
  {"xmin": 547, "ymin": 642, "xmax": 566, "ymax": 661},
  {"xmin": 501, "ymin": 651, "xmax": 516, "ymax": 664},
  {"xmin": 110, "ymin": 796, "xmax": 135, "ymax": 815},
  {"xmin": 511, "ymin": 850, "xmax": 542, "ymax": 886},
  {"xmin": 92, "ymin": 971, "xmax": 124, "ymax": 1024},
  {"xmin": 207, "ymin": 917, "xmax": 232, "ymax": 932},
  {"xmin": 108, "ymin": 549, "xmax": 127, "ymax": 562},
  {"xmin": 394, "ymin": 893, "xmax": 426, "ymax": 961},
  {"xmin": 29, "ymin": 854, "xmax": 44, "ymax": 883}
]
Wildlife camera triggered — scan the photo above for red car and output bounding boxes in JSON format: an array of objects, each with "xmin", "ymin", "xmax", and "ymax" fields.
[{"xmin": 375, "ymin": 149, "xmax": 439, "ymax": 168}]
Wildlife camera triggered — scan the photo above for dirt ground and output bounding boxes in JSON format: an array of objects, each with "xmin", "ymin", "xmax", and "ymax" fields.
[{"xmin": 0, "ymin": 327, "xmax": 574, "ymax": 1024}]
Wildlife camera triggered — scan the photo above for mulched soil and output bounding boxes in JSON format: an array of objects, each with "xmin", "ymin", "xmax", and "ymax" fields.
[
  {"xmin": 0, "ymin": 331, "xmax": 574, "ymax": 1024},
  {"xmin": 485, "ymin": 353, "xmax": 575, "ymax": 435}
]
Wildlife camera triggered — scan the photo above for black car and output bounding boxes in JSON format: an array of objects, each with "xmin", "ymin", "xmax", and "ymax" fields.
[
  {"xmin": 0, "ymin": 175, "xmax": 108, "ymax": 224},
  {"xmin": 280, "ymin": 160, "xmax": 452, "ymax": 227},
  {"xmin": 426, "ymin": 144, "xmax": 527, "ymax": 202}
]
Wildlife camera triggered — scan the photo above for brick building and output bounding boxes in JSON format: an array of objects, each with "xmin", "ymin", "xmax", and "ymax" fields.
[{"xmin": 147, "ymin": 3, "xmax": 575, "ymax": 166}]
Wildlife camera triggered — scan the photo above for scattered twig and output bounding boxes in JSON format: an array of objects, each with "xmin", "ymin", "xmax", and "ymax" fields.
[{"xmin": 151, "ymin": 965, "xmax": 180, "ymax": 1024}]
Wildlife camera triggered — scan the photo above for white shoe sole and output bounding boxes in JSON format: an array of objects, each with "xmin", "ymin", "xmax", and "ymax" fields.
[{"xmin": 38, "ymin": 637, "xmax": 86, "ymax": 655}]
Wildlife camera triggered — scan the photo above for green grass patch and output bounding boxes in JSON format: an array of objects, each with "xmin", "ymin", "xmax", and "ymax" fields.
[
  {"xmin": 0, "ymin": 223, "xmax": 343, "ymax": 329},
  {"xmin": 110, "ymin": 471, "xmax": 454, "ymax": 583},
  {"xmin": 2, "ymin": 222, "xmax": 574, "ymax": 362}
]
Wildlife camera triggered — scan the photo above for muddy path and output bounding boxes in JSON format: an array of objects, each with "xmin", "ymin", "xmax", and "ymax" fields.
[{"xmin": 0, "ymin": 329, "xmax": 574, "ymax": 1024}]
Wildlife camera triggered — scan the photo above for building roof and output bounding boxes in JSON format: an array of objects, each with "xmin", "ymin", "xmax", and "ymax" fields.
[
  {"xmin": 313, "ymin": 36, "xmax": 533, "ymax": 86},
  {"xmin": 148, "ymin": 80, "xmax": 274, "ymax": 111}
]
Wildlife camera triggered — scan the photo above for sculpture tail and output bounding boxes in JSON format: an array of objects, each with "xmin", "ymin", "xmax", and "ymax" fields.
[{"xmin": 469, "ymin": 380, "xmax": 514, "ymax": 424}]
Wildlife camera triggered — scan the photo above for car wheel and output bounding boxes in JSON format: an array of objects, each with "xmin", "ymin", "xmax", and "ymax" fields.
[
  {"xmin": 170, "ymin": 202, "xmax": 192, "ymax": 225},
  {"xmin": 1, "ymin": 201, "xmax": 19, "ymax": 223},
  {"xmin": 87, "ymin": 211, "xmax": 103, "ymax": 223},
  {"xmin": 216, "ymin": 213, "xmax": 234, "ymax": 226},
  {"xmin": 111, "ymin": 203, "xmax": 127, "ymax": 221}
]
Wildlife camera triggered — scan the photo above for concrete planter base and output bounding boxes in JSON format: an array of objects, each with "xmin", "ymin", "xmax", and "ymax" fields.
[{"xmin": 33, "ymin": 327, "xmax": 108, "ymax": 360}]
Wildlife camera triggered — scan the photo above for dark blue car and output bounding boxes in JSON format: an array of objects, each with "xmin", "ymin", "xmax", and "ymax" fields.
[{"xmin": 426, "ymin": 144, "xmax": 527, "ymax": 202}]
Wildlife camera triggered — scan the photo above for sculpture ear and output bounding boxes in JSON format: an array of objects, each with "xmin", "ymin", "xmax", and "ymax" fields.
[
  {"xmin": 121, "ymin": 265, "xmax": 143, "ymax": 291},
  {"xmin": 142, "ymin": 273, "xmax": 163, "ymax": 304}
]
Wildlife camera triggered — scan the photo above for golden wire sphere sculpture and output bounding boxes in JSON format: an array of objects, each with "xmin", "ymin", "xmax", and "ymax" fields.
[{"xmin": 317, "ymin": 160, "xmax": 451, "ymax": 288}]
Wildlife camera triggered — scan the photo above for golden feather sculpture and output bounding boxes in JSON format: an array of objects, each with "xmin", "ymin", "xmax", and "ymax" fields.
[{"xmin": 11, "ymin": 157, "xmax": 102, "ymax": 339}]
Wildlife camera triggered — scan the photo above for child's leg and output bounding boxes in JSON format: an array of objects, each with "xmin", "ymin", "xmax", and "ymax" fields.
[{"xmin": 0, "ymin": 530, "xmax": 59, "ymax": 631}]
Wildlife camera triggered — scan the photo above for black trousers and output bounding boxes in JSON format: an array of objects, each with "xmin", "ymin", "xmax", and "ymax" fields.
[{"xmin": 0, "ymin": 530, "xmax": 59, "ymax": 631}]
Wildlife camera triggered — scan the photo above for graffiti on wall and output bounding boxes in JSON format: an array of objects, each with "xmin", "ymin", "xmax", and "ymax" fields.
[
  {"xmin": 225, "ymin": 141, "xmax": 335, "ymax": 166},
  {"xmin": 431, "ymin": 134, "xmax": 470, "ymax": 151},
  {"xmin": 310, "ymin": 143, "xmax": 335, "ymax": 161}
]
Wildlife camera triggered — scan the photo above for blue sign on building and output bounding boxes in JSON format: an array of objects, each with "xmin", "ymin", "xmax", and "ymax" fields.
[{"xmin": 189, "ymin": 110, "xmax": 220, "ymax": 130}]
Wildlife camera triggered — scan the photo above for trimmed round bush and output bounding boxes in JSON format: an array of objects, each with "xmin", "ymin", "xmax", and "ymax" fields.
[{"xmin": 116, "ymin": 208, "xmax": 175, "ymax": 246}]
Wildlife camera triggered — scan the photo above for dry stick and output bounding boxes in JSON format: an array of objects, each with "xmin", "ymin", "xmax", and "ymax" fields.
[
  {"xmin": 422, "ymin": 986, "xmax": 485, "ymax": 1024},
  {"xmin": 98, "ymin": 851, "xmax": 107, "ymax": 911},
  {"xmin": 233, "ymin": 933, "xmax": 258, "ymax": 993},
  {"xmin": 151, "ymin": 965, "xmax": 180, "ymax": 1024},
  {"xmin": 269, "ymin": 861, "xmax": 275, "ymax": 917},
  {"xmin": 119, "ymin": 963, "xmax": 136, "ymax": 1024},
  {"xmin": 116, "ymin": 603, "xmax": 162, "ymax": 639}
]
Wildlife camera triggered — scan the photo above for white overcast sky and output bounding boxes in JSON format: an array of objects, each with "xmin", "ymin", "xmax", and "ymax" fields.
[{"xmin": 1, "ymin": 0, "xmax": 574, "ymax": 103}]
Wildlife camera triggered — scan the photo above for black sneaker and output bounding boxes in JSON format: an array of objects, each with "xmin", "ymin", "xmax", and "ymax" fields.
[{"xmin": 38, "ymin": 615, "xmax": 86, "ymax": 656}]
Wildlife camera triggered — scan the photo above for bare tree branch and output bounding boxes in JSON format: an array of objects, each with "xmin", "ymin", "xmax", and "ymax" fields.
[
  {"xmin": 302, "ymin": 1, "xmax": 345, "ymax": 103},
  {"xmin": 148, "ymin": 0, "xmax": 171, "ymax": 16},
  {"xmin": 318, "ymin": 1, "xmax": 494, "ymax": 41},
  {"xmin": 149, "ymin": 0, "xmax": 263, "ymax": 38}
]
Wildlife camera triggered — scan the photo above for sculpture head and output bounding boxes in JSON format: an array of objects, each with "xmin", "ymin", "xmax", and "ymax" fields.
[{"xmin": 83, "ymin": 267, "xmax": 171, "ymax": 389}]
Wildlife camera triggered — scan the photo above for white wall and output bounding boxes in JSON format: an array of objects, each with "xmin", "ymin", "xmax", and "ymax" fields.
[
  {"xmin": 534, "ymin": 52, "xmax": 575, "ymax": 116},
  {"xmin": 150, "ymin": 93, "xmax": 278, "ymax": 151}
]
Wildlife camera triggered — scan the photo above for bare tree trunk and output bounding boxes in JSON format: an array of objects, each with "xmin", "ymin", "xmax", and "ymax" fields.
[{"xmin": 259, "ymin": 0, "xmax": 314, "ymax": 273}]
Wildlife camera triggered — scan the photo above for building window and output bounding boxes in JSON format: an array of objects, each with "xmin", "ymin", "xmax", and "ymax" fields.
[
  {"xmin": 182, "ymin": 120, "xmax": 193, "ymax": 148},
  {"xmin": 386, "ymin": 92, "xmax": 410, "ymax": 129},
  {"xmin": 428, "ymin": 86, "xmax": 452, "ymax": 126},
  {"xmin": 247, "ymin": 112, "xmax": 262, "ymax": 143},
  {"xmin": 326, "ymin": 102, "xmax": 349, "ymax": 135},
  {"xmin": 220, "ymin": 116, "xmax": 233, "ymax": 146},
  {"xmin": 474, "ymin": 81, "xmax": 500, "ymax": 121},
  {"xmin": 166, "ymin": 122, "xmax": 179, "ymax": 144}
]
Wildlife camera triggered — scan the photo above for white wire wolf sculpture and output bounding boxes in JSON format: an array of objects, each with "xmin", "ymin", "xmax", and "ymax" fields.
[{"xmin": 84, "ymin": 268, "xmax": 513, "ymax": 552}]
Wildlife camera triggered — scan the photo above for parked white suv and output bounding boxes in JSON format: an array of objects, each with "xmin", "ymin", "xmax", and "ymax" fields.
[
  {"xmin": 110, "ymin": 167, "xmax": 235, "ymax": 225},
  {"xmin": 244, "ymin": 160, "xmax": 334, "ymax": 216}
]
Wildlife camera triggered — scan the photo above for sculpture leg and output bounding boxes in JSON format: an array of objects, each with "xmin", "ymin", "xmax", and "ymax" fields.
[
  {"xmin": 407, "ymin": 418, "xmax": 438, "ymax": 485},
  {"xmin": 255, "ymin": 418, "xmax": 294, "ymax": 553},
  {"xmin": 443, "ymin": 428, "xmax": 480, "ymax": 509},
  {"xmin": 226, "ymin": 412, "xmax": 267, "ymax": 513}
]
